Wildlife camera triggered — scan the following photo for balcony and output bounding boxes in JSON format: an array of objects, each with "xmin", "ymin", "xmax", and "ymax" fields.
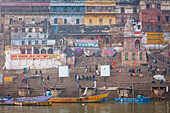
[
  {"xmin": 86, "ymin": 0, "xmax": 115, "ymax": 1},
  {"xmin": 86, "ymin": 9, "xmax": 115, "ymax": 14}
]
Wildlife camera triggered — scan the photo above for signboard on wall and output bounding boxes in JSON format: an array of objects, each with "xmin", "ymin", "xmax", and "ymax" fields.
[
  {"xmin": 4, "ymin": 77, "xmax": 13, "ymax": 82},
  {"xmin": 11, "ymin": 54, "xmax": 61, "ymax": 59},
  {"xmin": 74, "ymin": 39, "xmax": 98, "ymax": 47},
  {"xmin": 100, "ymin": 65, "xmax": 110, "ymax": 77},
  {"xmin": 147, "ymin": 32, "xmax": 164, "ymax": 44},
  {"xmin": 59, "ymin": 66, "xmax": 69, "ymax": 77}
]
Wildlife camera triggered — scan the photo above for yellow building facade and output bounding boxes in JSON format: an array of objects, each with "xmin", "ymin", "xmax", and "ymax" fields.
[{"xmin": 85, "ymin": 0, "xmax": 116, "ymax": 25}]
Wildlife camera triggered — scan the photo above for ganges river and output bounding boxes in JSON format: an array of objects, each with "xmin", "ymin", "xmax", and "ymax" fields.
[{"xmin": 0, "ymin": 100, "xmax": 170, "ymax": 113}]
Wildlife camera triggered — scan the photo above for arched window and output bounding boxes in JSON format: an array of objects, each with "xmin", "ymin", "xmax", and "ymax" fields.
[
  {"xmin": 135, "ymin": 40, "xmax": 140, "ymax": 49},
  {"xmin": 41, "ymin": 49, "xmax": 46, "ymax": 54},
  {"xmin": 139, "ymin": 52, "xmax": 143, "ymax": 60},
  {"xmin": 132, "ymin": 53, "xmax": 136, "ymax": 60},
  {"xmin": 48, "ymin": 49, "xmax": 53, "ymax": 54},
  {"xmin": 125, "ymin": 53, "xmax": 128, "ymax": 60},
  {"xmin": 34, "ymin": 49, "xmax": 39, "ymax": 54}
]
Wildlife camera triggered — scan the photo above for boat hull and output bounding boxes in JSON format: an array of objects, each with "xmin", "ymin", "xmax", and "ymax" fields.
[
  {"xmin": 49, "ymin": 93, "xmax": 109, "ymax": 103},
  {"xmin": 14, "ymin": 101, "xmax": 53, "ymax": 106},
  {"xmin": 0, "ymin": 99, "xmax": 15, "ymax": 105},
  {"xmin": 114, "ymin": 97, "xmax": 150, "ymax": 102},
  {"xmin": 15, "ymin": 95, "xmax": 52, "ymax": 103}
]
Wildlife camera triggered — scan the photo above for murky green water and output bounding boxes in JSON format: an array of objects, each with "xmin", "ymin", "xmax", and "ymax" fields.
[{"xmin": 0, "ymin": 100, "xmax": 170, "ymax": 113}]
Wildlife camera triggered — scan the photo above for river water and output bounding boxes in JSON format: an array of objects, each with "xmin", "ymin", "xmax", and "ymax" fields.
[{"xmin": 0, "ymin": 100, "xmax": 170, "ymax": 113}]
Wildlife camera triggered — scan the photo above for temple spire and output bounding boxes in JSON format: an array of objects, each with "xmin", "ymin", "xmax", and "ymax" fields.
[{"xmin": 124, "ymin": 16, "xmax": 134, "ymax": 37}]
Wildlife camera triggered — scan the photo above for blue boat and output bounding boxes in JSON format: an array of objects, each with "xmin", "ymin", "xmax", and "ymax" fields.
[{"xmin": 114, "ymin": 97, "xmax": 150, "ymax": 102}]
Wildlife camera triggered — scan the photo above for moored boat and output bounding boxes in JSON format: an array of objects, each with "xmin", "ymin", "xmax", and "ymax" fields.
[
  {"xmin": 0, "ymin": 98, "xmax": 15, "ymax": 105},
  {"xmin": 15, "ymin": 95, "xmax": 52, "ymax": 103},
  {"xmin": 114, "ymin": 97, "xmax": 150, "ymax": 102},
  {"xmin": 14, "ymin": 101, "xmax": 53, "ymax": 106},
  {"xmin": 49, "ymin": 93, "xmax": 109, "ymax": 103}
]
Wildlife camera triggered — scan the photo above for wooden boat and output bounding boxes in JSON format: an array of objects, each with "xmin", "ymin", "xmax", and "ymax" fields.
[
  {"xmin": 14, "ymin": 101, "xmax": 53, "ymax": 106},
  {"xmin": 0, "ymin": 98, "xmax": 15, "ymax": 105},
  {"xmin": 49, "ymin": 93, "xmax": 109, "ymax": 103},
  {"xmin": 15, "ymin": 95, "xmax": 52, "ymax": 103},
  {"xmin": 114, "ymin": 97, "xmax": 150, "ymax": 102},
  {"xmin": 0, "ymin": 95, "xmax": 52, "ymax": 105}
]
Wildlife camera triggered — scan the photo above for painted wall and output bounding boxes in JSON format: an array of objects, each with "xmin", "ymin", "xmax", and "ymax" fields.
[
  {"xmin": 50, "ymin": 15, "xmax": 84, "ymax": 25},
  {"xmin": 85, "ymin": 14, "xmax": 116, "ymax": 25},
  {"xmin": 85, "ymin": 0, "xmax": 116, "ymax": 25}
]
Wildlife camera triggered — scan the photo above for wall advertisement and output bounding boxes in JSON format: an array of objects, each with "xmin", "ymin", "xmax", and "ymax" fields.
[{"xmin": 147, "ymin": 32, "xmax": 164, "ymax": 44}]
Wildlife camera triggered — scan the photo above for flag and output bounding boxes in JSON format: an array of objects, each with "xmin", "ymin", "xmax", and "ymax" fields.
[
  {"xmin": 98, "ymin": 34, "xmax": 100, "ymax": 41},
  {"xmin": 111, "ymin": 61, "xmax": 115, "ymax": 66},
  {"xmin": 134, "ymin": 59, "xmax": 135, "ymax": 65}
]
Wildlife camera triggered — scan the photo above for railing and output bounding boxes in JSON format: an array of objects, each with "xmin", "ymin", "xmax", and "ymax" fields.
[
  {"xmin": 86, "ymin": 9, "xmax": 115, "ymax": 12},
  {"xmin": 86, "ymin": 0, "xmax": 115, "ymax": 1}
]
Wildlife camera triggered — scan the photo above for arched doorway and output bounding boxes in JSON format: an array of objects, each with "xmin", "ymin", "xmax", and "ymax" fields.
[
  {"xmin": 135, "ymin": 40, "xmax": 140, "ymax": 49},
  {"xmin": 41, "ymin": 49, "xmax": 46, "ymax": 54},
  {"xmin": 34, "ymin": 49, "xmax": 39, "ymax": 54},
  {"xmin": 48, "ymin": 48, "xmax": 53, "ymax": 54}
]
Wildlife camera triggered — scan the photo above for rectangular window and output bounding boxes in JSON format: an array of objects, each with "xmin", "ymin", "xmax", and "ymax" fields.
[
  {"xmin": 158, "ymin": 16, "xmax": 160, "ymax": 21},
  {"xmin": 157, "ymin": 4, "xmax": 160, "ymax": 9},
  {"xmin": 76, "ymin": 7, "xmax": 80, "ymax": 12},
  {"xmin": 9, "ymin": 18, "xmax": 12, "ymax": 24},
  {"xmin": 29, "ymin": 28, "xmax": 32, "ymax": 32},
  {"xmin": 22, "ymin": 28, "xmax": 25, "ymax": 32},
  {"xmin": 64, "ymin": 7, "xmax": 67, "ymax": 12},
  {"xmin": 28, "ymin": 41, "xmax": 31, "ymax": 45},
  {"xmin": 166, "ymin": 16, "xmax": 169, "ymax": 22},
  {"xmin": 138, "ymin": 25, "xmax": 141, "ymax": 29},
  {"xmin": 109, "ymin": 19, "xmax": 112, "ymax": 24},
  {"xmin": 105, "ymin": 38, "xmax": 109, "ymax": 44},
  {"xmin": 158, "ymin": 25, "xmax": 162, "ymax": 32},
  {"xmin": 31, "ymin": 6, "xmax": 34, "ymax": 10},
  {"xmin": 35, "ymin": 40, "xmax": 38, "ymax": 45},
  {"xmin": 54, "ymin": 18, "xmax": 58, "ymax": 24},
  {"xmin": 45, "ymin": 6, "xmax": 48, "ymax": 10},
  {"xmin": 147, "ymin": 25, "xmax": 150, "ymax": 31},
  {"xmin": 9, "ymin": 27, "xmax": 11, "ymax": 31},
  {"xmin": 146, "ymin": 3, "xmax": 150, "ymax": 9},
  {"xmin": 121, "ymin": 7, "xmax": 125, "ymax": 13},
  {"xmin": 89, "ymin": 19, "xmax": 92, "ymax": 24},
  {"xmin": 99, "ymin": 18, "xmax": 103, "ymax": 25},
  {"xmin": 15, "ymin": 28, "xmax": 18, "ymax": 33},
  {"xmin": 121, "ymin": 18, "xmax": 124, "ymax": 24},
  {"xmin": 91, "ymin": 38, "xmax": 94, "ymax": 40},
  {"xmin": 32, "ymin": 19, "xmax": 35, "ymax": 21},
  {"xmin": 133, "ymin": 7, "xmax": 137, "ymax": 14},
  {"xmin": 42, "ymin": 40, "xmax": 46, "ymax": 44},
  {"xmin": 64, "ymin": 19, "xmax": 67, "ymax": 24},
  {"xmin": 22, "ymin": 41, "xmax": 25, "ymax": 45},
  {"xmin": 43, "ymin": 28, "xmax": 46, "ymax": 33},
  {"xmin": 76, "ymin": 19, "xmax": 80, "ymax": 24},
  {"xmin": 19, "ymin": 18, "xmax": 22, "ymax": 20}
]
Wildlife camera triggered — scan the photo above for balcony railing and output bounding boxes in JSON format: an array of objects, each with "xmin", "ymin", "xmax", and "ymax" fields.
[
  {"xmin": 86, "ymin": 9, "xmax": 115, "ymax": 13},
  {"xmin": 86, "ymin": 0, "xmax": 115, "ymax": 1}
]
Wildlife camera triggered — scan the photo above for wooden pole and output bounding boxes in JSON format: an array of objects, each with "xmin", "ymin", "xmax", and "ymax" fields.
[
  {"xmin": 134, "ymin": 62, "xmax": 136, "ymax": 83},
  {"xmin": 115, "ymin": 64, "xmax": 116, "ymax": 84}
]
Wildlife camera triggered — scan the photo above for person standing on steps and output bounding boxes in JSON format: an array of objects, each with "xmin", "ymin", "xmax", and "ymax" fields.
[
  {"xmin": 40, "ymin": 70, "xmax": 42, "ymax": 75},
  {"xmin": 47, "ymin": 75, "xmax": 50, "ymax": 84},
  {"xmin": 41, "ymin": 76, "xmax": 44, "ymax": 83}
]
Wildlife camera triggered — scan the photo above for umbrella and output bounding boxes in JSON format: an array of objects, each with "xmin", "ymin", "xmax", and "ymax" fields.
[
  {"xmin": 67, "ymin": 48, "xmax": 75, "ymax": 56},
  {"xmin": 75, "ymin": 48, "xmax": 83, "ymax": 57},
  {"xmin": 105, "ymin": 49, "xmax": 114, "ymax": 57}
]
